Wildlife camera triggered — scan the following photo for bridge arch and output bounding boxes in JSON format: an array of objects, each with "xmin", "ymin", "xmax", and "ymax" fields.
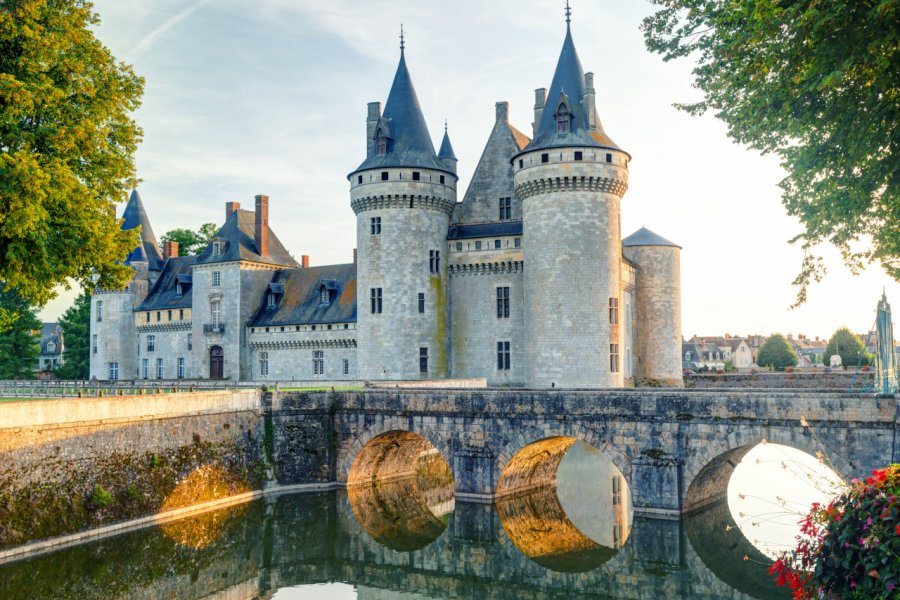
[
  {"xmin": 683, "ymin": 426, "xmax": 851, "ymax": 514},
  {"xmin": 494, "ymin": 425, "xmax": 632, "ymax": 492}
]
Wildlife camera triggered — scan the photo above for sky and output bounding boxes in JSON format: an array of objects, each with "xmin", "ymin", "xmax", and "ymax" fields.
[{"xmin": 39, "ymin": 0, "xmax": 899, "ymax": 341}]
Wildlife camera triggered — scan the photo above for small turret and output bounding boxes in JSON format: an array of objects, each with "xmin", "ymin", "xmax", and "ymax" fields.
[{"xmin": 438, "ymin": 121, "xmax": 457, "ymax": 174}]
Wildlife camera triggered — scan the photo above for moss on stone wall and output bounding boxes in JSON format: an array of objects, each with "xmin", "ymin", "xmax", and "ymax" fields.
[{"xmin": 431, "ymin": 274, "xmax": 449, "ymax": 377}]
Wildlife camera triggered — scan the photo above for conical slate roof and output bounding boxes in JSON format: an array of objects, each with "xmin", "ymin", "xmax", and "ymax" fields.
[
  {"xmin": 622, "ymin": 227, "xmax": 681, "ymax": 249},
  {"xmin": 122, "ymin": 189, "xmax": 163, "ymax": 267},
  {"xmin": 438, "ymin": 126, "xmax": 457, "ymax": 161},
  {"xmin": 351, "ymin": 50, "xmax": 452, "ymax": 176},
  {"xmin": 522, "ymin": 25, "xmax": 622, "ymax": 154}
]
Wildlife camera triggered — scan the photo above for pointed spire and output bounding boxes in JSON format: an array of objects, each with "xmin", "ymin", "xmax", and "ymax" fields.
[
  {"xmin": 351, "ymin": 40, "xmax": 453, "ymax": 176},
  {"xmin": 439, "ymin": 120, "xmax": 457, "ymax": 161},
  {"xmin": 121, "ymin": 189, "xmax": 163, "ymax": 266}
]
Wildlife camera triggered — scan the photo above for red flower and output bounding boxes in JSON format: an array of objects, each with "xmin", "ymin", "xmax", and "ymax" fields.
[{"xmin": 895, "ymin": 524, "xmax": 900, "ymax": 536}]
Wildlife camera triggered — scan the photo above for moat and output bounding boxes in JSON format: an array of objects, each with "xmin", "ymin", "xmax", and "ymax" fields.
[{"xmin": 0, "ymin": 485, "xmax": 788, "ymax": 600}]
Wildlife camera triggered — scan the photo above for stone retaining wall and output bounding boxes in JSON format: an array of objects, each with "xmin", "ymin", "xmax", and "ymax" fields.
[{"xmin": 684, "ymin": 371, "xmax": 874, "ymax": 389}]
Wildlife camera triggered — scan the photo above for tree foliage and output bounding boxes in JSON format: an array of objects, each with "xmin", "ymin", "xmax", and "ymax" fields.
[
  {"xmin": 757, "ymin": 334, "xmax": 799, "ymax": 371},
  {"xmin": 0, "ymin": 283, "xmax": 40, "ymax": 379},
  {"xmin": 55, "ymin": 289, "xmax": 90, "ymax": 379},
  {"xmin": 826, "ymin": 327, "xmax": 872, "ymax": 368},
  {"xmin": 161, "ymin": 223, "xmax": 217, "ymax": 255},
  {"xmin": 0, "ymin": 0, "xmax": 144, "ymax": 323},
  {"xmin": 642, "ymin": 1, "xmax": 899, "ymax": 304}
]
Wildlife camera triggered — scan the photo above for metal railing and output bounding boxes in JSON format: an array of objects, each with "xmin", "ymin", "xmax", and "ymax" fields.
[
  {"xmin": 203, "ymin": 323, "xmax": 225, "ymax": 334},
  {"xmin": 0, "ymin": 379, "xmax": 257, "ymax": 400}
]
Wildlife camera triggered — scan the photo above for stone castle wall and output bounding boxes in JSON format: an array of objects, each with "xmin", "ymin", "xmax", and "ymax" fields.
[{"xmin": 248, "ymin": 325, "xmax": 357, "ymax": 381}]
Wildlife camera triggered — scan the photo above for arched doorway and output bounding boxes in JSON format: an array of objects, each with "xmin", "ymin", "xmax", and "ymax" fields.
[{"xmin": 209, "ymin": 346, "xmax": 224, "ymax": 379}]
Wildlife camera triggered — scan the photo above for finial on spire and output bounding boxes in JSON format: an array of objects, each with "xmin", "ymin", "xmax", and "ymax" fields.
[
  {"xmin": 565, "ymin": 0, "xmax": 572, "ymax": 28},
  {"xmin": 399, "ymin": 23, "xmax": 405, "ymax": 53},
  {"xmin": 444, "ymin": 118, "xmax": 448, "ymax": 133}
]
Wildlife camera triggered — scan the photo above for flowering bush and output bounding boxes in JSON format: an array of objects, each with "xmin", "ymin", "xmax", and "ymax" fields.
[{"xmin": 770, "ymin": 465, "xmax": 900, "ymax": 599}]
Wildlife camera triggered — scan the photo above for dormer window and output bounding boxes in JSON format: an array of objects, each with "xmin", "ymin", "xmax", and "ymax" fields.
[
  {"xmin": 556, "ymin": 103, "xmax": 570, "ymax": 133},
  {"xmin": 212, "ymin": 241, "xmax": 222, "ymax": 256},
  {"xmin": 175, "ymin": 283, "xmax": 182, "ymax": 297},
  {"xmin": 375, "ymin": 128, "xmax": 387, "ymax": 155},
  {"xmin": 320, "ymin": 286, "xmax": 330, "ymax": 304},
  {"xmin": 267, "ymin": 293, "xmax": 277, "ymax": 308}
]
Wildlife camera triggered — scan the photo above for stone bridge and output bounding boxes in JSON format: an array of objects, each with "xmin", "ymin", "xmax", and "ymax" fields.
[{"xmin": 268, "ymin": 388, "xmax": 899, "ymax": 515}]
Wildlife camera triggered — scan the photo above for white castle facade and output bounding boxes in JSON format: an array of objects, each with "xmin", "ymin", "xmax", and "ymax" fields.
[{"xmin": 90, "ymin": 18, "xmax": 683, "ymax": 389}]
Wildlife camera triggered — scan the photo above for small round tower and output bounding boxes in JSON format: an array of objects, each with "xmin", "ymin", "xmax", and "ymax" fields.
[
  {"xmin": 513, "ymin": 16, "xmax": 630, "ymax": 388},
  {"xmin": 349, "ymin": 40, "xmax": 457, "ymax": 380},
  {"xmin": 622, "ymin": 227, "xmax": 683, "ymax": 387}
]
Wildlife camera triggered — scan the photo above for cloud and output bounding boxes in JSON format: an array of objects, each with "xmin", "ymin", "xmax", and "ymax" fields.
[{"xmin": 126, "ymin": 0, "xmax": 214, "ymax": 61}]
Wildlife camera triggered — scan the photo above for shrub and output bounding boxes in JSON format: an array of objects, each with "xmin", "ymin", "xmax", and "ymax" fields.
[
  {"xmin": 770, "ymin": 464, "xmax": 899, "ymax": 599},
  {"xmin": 91, "ymin": 484, "xmax": 114, "ymax": 508},
  {"xmin": 785, "ymin": 366, "xmax": 794, "ymax": 373}
]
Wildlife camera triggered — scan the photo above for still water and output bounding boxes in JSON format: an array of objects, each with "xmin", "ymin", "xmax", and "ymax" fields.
[{"xmin": 0, "ymin": 486, "xmax": 788, "ymax": 600}]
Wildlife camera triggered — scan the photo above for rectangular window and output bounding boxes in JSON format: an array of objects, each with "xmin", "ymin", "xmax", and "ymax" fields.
[
  {"xmin": 212, "ymin": 271, "xmax": 221, "ymax": 287},
  {"xmin": 147, "ymin": 335, "xmax": 155, "ymax": 352},
  {"xmin": 187, "ymin": 333, "xmax": 193, "ymax": 351},
  {"xmin": 612, "ymin": 475, "xmax": 622, "ymax": 505},
  {"xmin": 497, "ymin": 341, "xmax": 511, "ymax": 371},
  {"xmin": 497, "ymin": 286, "xmax": 510, "ymax": 318},
  {"xmin": 494, "ymin": 239, "xmax": 501, "ymax": 249},
  {"xmin": 156, "ymin": 311, "xmax": 161, "ymax": 322},
  {"xmin": 419, "ymin": 347, "xmax": 428, "ymax": 374},
  {"xmin": 541, "ymin": 153, "xmax": 549, "ymax": 163},
  {"xmin": 313, "ymin": 350, "xmax": 324, "ymax": 375},
  {"xmin": 514, "ymin": 238, "xmax": 521, "ymax": 248},
  {"xmin": 518, "ymin": 159, "xmax": 523, "ymax": 168},
  {"xmin": 370, "ymin": 288, "xmax": 382, "ymax": 314},
  {"xmin": 357, "ymin": 175, "xmax": 363, "ymax": 184},
  {"xmin": 418, "ymin": 292, "xmax": 425, "ymax": 314},
  {"xmin": 475, "ymin": 240, "xmax": 482, "ymax": 250},
  {"xmin": 574, "ymin": 151, "xmax": 583, "ymax": 161},
  {"xmin": 141, "ymin": 358, "xmax": 149, "ymax": 379},
  {"xmin": 412, "ymin": 171, "xmax": 420, "ymax": 181},
  {"xmin": 92, "ymin": 334, "xmax": 98, "ymax": 355},
  {"xmin": 156, "ymin": 358, "xmax": 164, "ymax": 379},
  {"xmin": 167, "ymin": 310, "xmax": 172, "ymax": 321},
  {"xmin": 370, "ymin": 216, "xmax": 381, "ymax": 235},
  {"xmin": 610, "ymin": 344, "xmax": 620, "ymax": 373},
  {"xmin": 259, "ymin": 352, "xmax": 269, "ymax": 377},
  {"xmin": 439, "ymin": 175, "xmax": 445, "ymax": 184},
  {"xmin": 267, "ymin": 293, "xmax": 276, "ymax": 308},
  {"xmin": 179, "ymin": 309, "xmax": 184, "ymax": 320},
  {"xmin": 609, "ymin": 298, "xmax": 619, "ymax": 325},
  {"xmin": 212, "ymin": 241, "xmax": 221, "ymax": 256},
  {"xmin": 177, "ymin": 357, "xmax": 185, "ymax": 379},
  {"xmin": 342, "ymin": 358, "xmax": 349, "ymax": 375},
  {"xmin": 96, "ymin": 301, "xmax": 103, "ymax": 322},
  {"xmin": 455, "ymin": 242, "xmax": 462, "ymax": 251},
  {"xmin": 499, "ymin": 197, "xmax": 512, "ymax": 220},
  {"xmin": 381, "ymin": 171, "xmax": 389, "ymax": 181},
  {"xmin": 606, "ymin": 153, "xmax": 613, "ymax": 163},
  {"xmin": 429, "ymin": 250, "xmax": 441, "ymax": 273},
  {"xmin": 211, "ymin": 301, "xmax": 221, "ymax": 326},
  {"xmin": 108, "ymin": 362, "xmax": 118, "ymax": 380}
]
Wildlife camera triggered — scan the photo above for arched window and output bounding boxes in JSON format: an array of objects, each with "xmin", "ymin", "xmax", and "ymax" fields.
[
  {"xmin": 375, "ymin": 128, "xmax": 387, "ymax": 155},
  {"xmin": 556, "ymin": 103, "xmax": 570, "ymax": 133}
]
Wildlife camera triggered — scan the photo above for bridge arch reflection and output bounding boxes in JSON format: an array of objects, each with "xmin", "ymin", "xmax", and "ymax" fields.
[
  {"xmin": 346, "ymin": 430, "xmax": 455, "ymax": 551},
  {"xmin": 495, "ymin": 437, "xmax": 633, "ymax": 571}
]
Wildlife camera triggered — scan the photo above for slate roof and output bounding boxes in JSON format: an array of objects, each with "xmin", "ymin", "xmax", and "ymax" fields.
[
  {"xmin": 39, "ymin": 323, "xmax": 63, "ymax": 355},
  {"xmin": 520, "ymin": 25, "xmax": 623, "ymax": 155},
  {"xmin": 438, "ymin": 127, "xmax": 457, "ymax": 161},
  {"xmin": 194, "ymin": 209, "xmax": 298, "ymax": 268},
  {"xmin": 447, "ymin": 221, "xmax": 523, "ymax": 240},
  {"xmin": 350, "ymin": 50, "xmax": 452, "ymax": 176},
  {"xmin": 622, "ymin": 227, "xmax": 681, "ymax": 249},
  {"xmin": 122, "ymin": 190, "xmax": 164, "ymax": 268},
  {"xmin": 138, "ymin": 255, "xmax": 197, "ymax": 311},
  {"xmin": 251, "ymin": 263, "xmax": 357, "ymax": 327}
]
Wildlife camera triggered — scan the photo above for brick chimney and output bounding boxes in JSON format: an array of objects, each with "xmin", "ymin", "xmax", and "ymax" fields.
[
  {"xmin": 254, "ymin": 195, "xmax": 269, "ymax": 257},
  {"xmin": 301, "ymin": 255, "xmax": 310, "ymax": 268},
  {"xmin": 163, "ymin": 241, "xmax": 179, "ymax": 259},
  {"xmin": 225, "ymin": 201, "xmax": 241, "ymax": 222}
]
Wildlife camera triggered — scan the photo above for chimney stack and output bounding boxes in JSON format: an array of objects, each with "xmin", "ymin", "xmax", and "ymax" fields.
[
  {"xmin": 533, "ymin": 88, "xmax": 547, "ymax": 136},
  {"xmin": 301, "ymin": 255, "xmax": 310, "ymax": 268},
  {"xmin": 353, "ymin": 248, "xmax": 357, "ymax": 266},
  {"xmin": 163, "ymin": 241, "xmax": 179, "ymax": 259},
  {"xmin": 225, "ymin": 201, "xmax": 241, "ymax": 222},
  {"xmin": 495, "ymin": 101, "xmax": 509, "ymax": 123},
  {"xmin": 583, "ymin": 72, "xmax": 596, "ymax": 130},
  {"xmin": 366, "ymin": 101, "xmax": 382, "ymax": 157},
  {"xmin": 255, "ymin": 195, "xmax": 269, "ymax": 257}
]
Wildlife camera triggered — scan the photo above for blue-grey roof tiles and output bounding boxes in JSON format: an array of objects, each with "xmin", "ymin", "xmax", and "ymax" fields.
[
  {"xmin": 121, "ymin": 189, "xmax": 164, "ymax": 269},
  {"xmin": 194, "ymin": 209, "xmax": 298, "ymax": 268},
  {"xmin": 251, "ymin": 263, "xmax": 357, "ymax": 327},
  {"xmin": 622, "ymin": 227, "xmax": 681, "ymax": 249},
  {"xmin": 138, "ymin": 255, "xmax": 197, "ymax": 311},
  {"xmin": 447, "ymin": 221, "xmax": 523, "ymax": 240}
]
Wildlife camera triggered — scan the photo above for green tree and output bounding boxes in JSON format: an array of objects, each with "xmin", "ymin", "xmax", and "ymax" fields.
[
  {"xmin": 0, "ymin": 0, "xmax": 145, "ymax": 326},
  {"xmin": 825, "ymin": 327, "xmax": 872, "ymax": 368},
  {"xmin": 54, "ymin": 289, "xmax": 90, "ymax": 379},
  {"xmin": 0, "ymin": 283, "xmax": 40, "ymax": 378},
  {"xmin": 642, "ymin": 1, "xmax": 899, "ymax": 305},
  {"xmin": 757, "ymin": 334, "xmax": 800, "ymax": 371},
  {"xmin": 160, "ymin": 223, "xmax": 217, "ymax": 255}
]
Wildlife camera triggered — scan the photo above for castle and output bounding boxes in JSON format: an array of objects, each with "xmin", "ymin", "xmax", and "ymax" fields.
[{"xmin": 90, "ymin": 15, "xmax": 683, "ymax": 389}]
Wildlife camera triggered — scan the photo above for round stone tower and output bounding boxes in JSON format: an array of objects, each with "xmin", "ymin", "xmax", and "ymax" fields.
[
  {"xmin": 622, "ymin": 228, "xmax": 683, "ymax": 387},
  {"xmin": 513, "ymin": 19, "xmax": 630, "ymax": 389},
  {"xmin": 349, "ymin": 42, "xmax": 457, "ymax": 381}
]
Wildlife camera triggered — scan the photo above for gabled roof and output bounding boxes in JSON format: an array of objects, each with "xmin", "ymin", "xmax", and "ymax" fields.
[
  {"xmin": 521, "ymin": 26, "xmax": 622, "ymax": 155},
  {"xmin": 251, "ymin": 263, "xmax": 357, "ymax": 327},
  {"xmin": 138, "ymin": 255, "xmax": 196, "ymax": 311},
  {"xmin": 448, "ymin": 221, "xmax": 523, "ymax": 240},
  {"xmin": 121, "ymin": 189, "xmax": 163, "ymax": 268},
  {"xmin": 623, "ymin": 227, "xmax": 681, "ymax": 249},
  {"xmin": 350, "ymin": 50, "xmax": 453, "ymax": 176},
  {"xmin": 39, "ymin": 323, "xmax": 63, "ymax": 355},
  {"xmin": 194, "ymin": 209, "xmax": 298, "ymax": 268}
]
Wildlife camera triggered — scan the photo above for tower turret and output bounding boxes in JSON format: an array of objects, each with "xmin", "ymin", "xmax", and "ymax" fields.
[
  {"xmin": 513, "ymin": 10, "xmax": 631, "ymax": 388},
  {"xmin": 438, "ymin": 122, "xmax": 458, "ymax": 174},
  {"xmin": 623, "ymin": 228, "xmax": 683, "ymax": 387},
  {"xmin": 349, "ymin": 35, "xmax": 457, "ymax": 380}
]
